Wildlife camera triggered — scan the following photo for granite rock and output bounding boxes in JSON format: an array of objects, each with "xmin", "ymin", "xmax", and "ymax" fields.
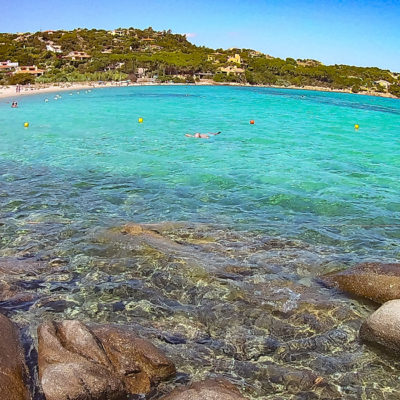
[{"xmin": 0, "ymin": 313, "xmax": 31, "ymax": 400}]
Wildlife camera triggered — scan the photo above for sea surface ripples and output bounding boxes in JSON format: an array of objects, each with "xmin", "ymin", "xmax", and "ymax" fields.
[{"xmin": 0, "ymin": 86, "xmax": 400, "ymax": 398}]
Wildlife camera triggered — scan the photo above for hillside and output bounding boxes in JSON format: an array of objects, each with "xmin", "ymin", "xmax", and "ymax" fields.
[{"xmin": 0, "ymin": 27, "xmax": 399, "ymax": 97}]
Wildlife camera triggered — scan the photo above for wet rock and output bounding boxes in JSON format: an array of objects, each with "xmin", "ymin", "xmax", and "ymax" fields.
[
  {"xmin": 322, "ymin": 263, "xmax": 400, "ymax": 303},
  {"xmin": 38, "ymin": 299, "xmax": 75, "ymax": 313},
  {"xmin": 266, "ymin": 365, "xmax": 318, "ymax": 394},
  {"xmin": 48, "ymin": 258, "xmax": 69, "ymax": 267},
  {"xmin": 224, "ymin": 265, "xmax": 254, "ymax": 276},
  {"xmin": 276, "ymin": 328, "xmax": 352, "ymax": 362},
  {"xmin": 0, "ymin": 281, "xmax": 17, "ymax": 300},
  {"xmin": 360, "ymin": 300, "xmax": 400, "ymax": 354},
  {"xmin": 112, "ymin": 301, "xmax": 125, "ymax": 312},
  {"xmin": 159, "ymin": 378, "xmax": 249, "ymax": 399},
  {"xmin": 121, "ymin": 223, "xmax": 161, "ymax": 237},
  {"xmin": 0, "ymin": 292, "xmax": 37, "ymax": 314},
  {"xmin": 158, "ymin": 332, "xmax": 187, "ymax": 345},
  {"xmin": 0, "ymin": 257, "xmax": 47, "ymax": 277},
  {"xmin": 38, "ymin": 320, "xmax": 175, "ymax": 400},
  {"xmin": 15, "ymin": 279, "xmax": 45, "ymax": 290},
  {"xmin": 0, "ymin": 313, "xmax": 31, "ymax": 400},
  {"xmin": 92, "ymin": 324, "xmax": 176, "ymax": 393}
]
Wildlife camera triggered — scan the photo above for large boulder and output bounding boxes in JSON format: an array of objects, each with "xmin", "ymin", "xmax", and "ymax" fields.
[
  {"xmin": 321, "ymin": 263, "xmax": 400, "ymax": 303},
  {"xmin": 92, "ymin": 324, "xmax": 176, "ymax": 394},
  {"xmin": 0, "ymin": 314, "xmax": 31, "ymax": 400},
  {"xmin": 38, "ymin": 320, "xmax": 175, "ymax": 400},
  {"xmin": 360, "ymin": 300, "xmax": 400, "ymax": 354},
  {"xmin": 159, "ymin": 378, "xmax": 249, "ymax": 400}
]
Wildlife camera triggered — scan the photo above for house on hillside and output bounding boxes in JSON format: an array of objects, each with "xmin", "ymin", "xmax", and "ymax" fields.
[
  {"xmin": 194, "ymin": 72, "xmax": 214, "ymax": 80},
  {"xmin": 141, "ymin": 37, "xmax": 155, "ymax": 42},
  {"xmin": 46, "ymin": 44, "xmax": 62, "ymax": 53},
  {"xmin": 218, "ymin": 65, "xmax": 245, "ymax": 75},
  {"xmin": 0, "ymin": 60, "xmax": 19, "ymax": 71},
  {"xmin": 227, "ymin": 54, "xmax": 241, "ymax": 64},
  {"xmin": 137, "ymin": 68, "xmax": 147, "ymax": 78},
  {"xmin": 104, "ymin": 62, "xmax": 125, "ymax": 71},
  {"xmin": 63, "ymin": 51, "xmax": 91, "ymax": 61},
  {"xmin": 14, "ymin": 65, "xmax": 45, "ymax": 76},
  {"xmin": 110, "ymin": 29, "xmax": 126, "ymax": 36}
]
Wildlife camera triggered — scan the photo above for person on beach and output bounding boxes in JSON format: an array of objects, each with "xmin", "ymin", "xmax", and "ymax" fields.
[{"xmin": 185, "ymin": 131, "xmax": 221, "ymax": 139}]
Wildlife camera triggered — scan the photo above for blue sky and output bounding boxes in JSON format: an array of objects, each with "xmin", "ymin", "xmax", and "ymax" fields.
[{"xmin": 1, "ymin": 0, "xmax": 399, "ymax": 71}]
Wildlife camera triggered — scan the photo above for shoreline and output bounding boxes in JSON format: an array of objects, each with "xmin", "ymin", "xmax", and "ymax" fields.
[{"xmin": 0, "ymin": 80, "xmax": 398, "ymax": 101}]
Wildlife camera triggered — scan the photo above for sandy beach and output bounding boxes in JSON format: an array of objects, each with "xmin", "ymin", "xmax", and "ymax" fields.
[
  {"xmin": 0, "ymin": 80, "xmax": 397, "ymax": 102},
  {"xmin": 0, "ymin": 82, "xmax": 129, "ymax": 101}
]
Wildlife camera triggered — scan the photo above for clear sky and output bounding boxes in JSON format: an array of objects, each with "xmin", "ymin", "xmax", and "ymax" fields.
[{"xmin": 1, "ymin": 0, "xmax": 399, "ymax": 71}]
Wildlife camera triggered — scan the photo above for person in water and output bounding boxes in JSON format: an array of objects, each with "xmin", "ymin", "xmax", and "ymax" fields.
[
  {"xmin": 11, "ymin": 101, "xmax": 18, "ymax": 108},
  {"xmin": 185, "ymin": 131, "xmax": 221, "ymax": 139}
]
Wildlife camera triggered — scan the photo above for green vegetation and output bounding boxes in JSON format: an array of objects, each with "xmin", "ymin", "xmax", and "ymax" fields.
[
  {"xmin": 0, "ymin": 27, "xmax": 399, "ymax": 97},
  {"xmin": 8, "ymin": 73, "xmax": 35, "ymax": 85},
  {"xmin": 389, "ymin": 84, "xmax": 400, "ymax": 97}
]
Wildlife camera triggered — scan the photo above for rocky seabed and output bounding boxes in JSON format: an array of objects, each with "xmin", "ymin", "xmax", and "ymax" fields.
[{"xmin": 1, "ymin": 222, "xmax": 400, "ymax": 399}]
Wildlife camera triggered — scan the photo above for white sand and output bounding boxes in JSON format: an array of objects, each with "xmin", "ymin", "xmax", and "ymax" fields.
[{"xmin": 0, "ymin": 81, "xmax": 136, "ymax": 101}]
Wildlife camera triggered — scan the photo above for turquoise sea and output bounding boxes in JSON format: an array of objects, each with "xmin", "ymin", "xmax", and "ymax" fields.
[{"xmin": 1, "ymin": 85, "xmax": 400, "ymax": 399}]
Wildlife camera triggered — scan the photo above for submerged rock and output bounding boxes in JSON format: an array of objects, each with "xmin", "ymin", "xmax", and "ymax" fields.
[
  {"xmin": 360, "ymin": 300, "xmax": 400, "ymax": 354},
  {"xmin": 0, "ymin": 313, "xmax": 31, "ymax": 400},
  {"xmin": 321, "ymin": 263, "xmax": 400, "ymax": 303},
  {"xmin": 0, "ymin": 257, "xmax": 48, "ymax": 277},
  {"xmin": 160, "ymin": 378, "xmax": 249, "ymax": 399},
  {"xmin": 38, "ymin": 320, "xmax": 175, "ymax": 400}
]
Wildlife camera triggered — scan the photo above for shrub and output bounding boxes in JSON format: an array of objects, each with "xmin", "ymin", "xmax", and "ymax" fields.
[{"xmin": 388, "ymin": 84, "xmax": 400, "ymax": 98}]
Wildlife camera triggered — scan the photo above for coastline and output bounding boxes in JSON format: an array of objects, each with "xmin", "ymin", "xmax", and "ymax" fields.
[
  {"xmin": 0, "ymin": 80, "xmax": 398, "ymax": 101},
  {"xmin": 0, "ymin": 81, "xmax": 129, "ymax": 101}
]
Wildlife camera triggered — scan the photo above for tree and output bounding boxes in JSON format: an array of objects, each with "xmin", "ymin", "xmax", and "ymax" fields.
[
  {"xmin": 389, "ymin": 84, "xmax": 400, "ymax": 98},
  {"xmin": 9, "ymin": 73, "xmax": 35, "ymax": 85}
]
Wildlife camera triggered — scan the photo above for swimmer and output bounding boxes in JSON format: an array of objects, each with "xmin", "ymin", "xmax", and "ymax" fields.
[
  {"xmin": 11, "ymin": 101, "xmax": 18, "ymax": 108},
  {"xmin": 44, "ymin": 98, "xmax": 49, "ymax": 102},
  {"xmin": 185, "ymin": 131, "xmax": 221, "ymax": 139}
]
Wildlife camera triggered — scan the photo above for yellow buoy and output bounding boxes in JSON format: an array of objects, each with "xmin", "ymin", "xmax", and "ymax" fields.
[
  {"xmin": 24, "ymin": 122, "xmax": 29, "ymax": 128},
  {"xmin": 138, "ymin": 117, "xmax": 143, "ymax": 123},
  {"xmin": 354, "ymin": 124, "xmax": 359, "ymax": 130}
]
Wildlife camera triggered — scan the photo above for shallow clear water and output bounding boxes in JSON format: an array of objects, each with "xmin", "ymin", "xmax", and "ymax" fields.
[{"xmin": 1, "ymin": 86, "xmax": 400, "ymax": 399}]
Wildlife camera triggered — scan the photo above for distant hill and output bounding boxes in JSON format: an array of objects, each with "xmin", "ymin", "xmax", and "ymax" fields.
[{"xmin": 0, "ymin": 27, "xmax": 399, "ymax": 97}]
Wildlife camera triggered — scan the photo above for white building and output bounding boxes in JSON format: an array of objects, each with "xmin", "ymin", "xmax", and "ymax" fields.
[
  {"xmin": 46, "ymin": 44, "xmax": 62, "ymax": 53},
  {"xmin": 0, "ymin": 60, "xmax": 19, "ymax": 70}
]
